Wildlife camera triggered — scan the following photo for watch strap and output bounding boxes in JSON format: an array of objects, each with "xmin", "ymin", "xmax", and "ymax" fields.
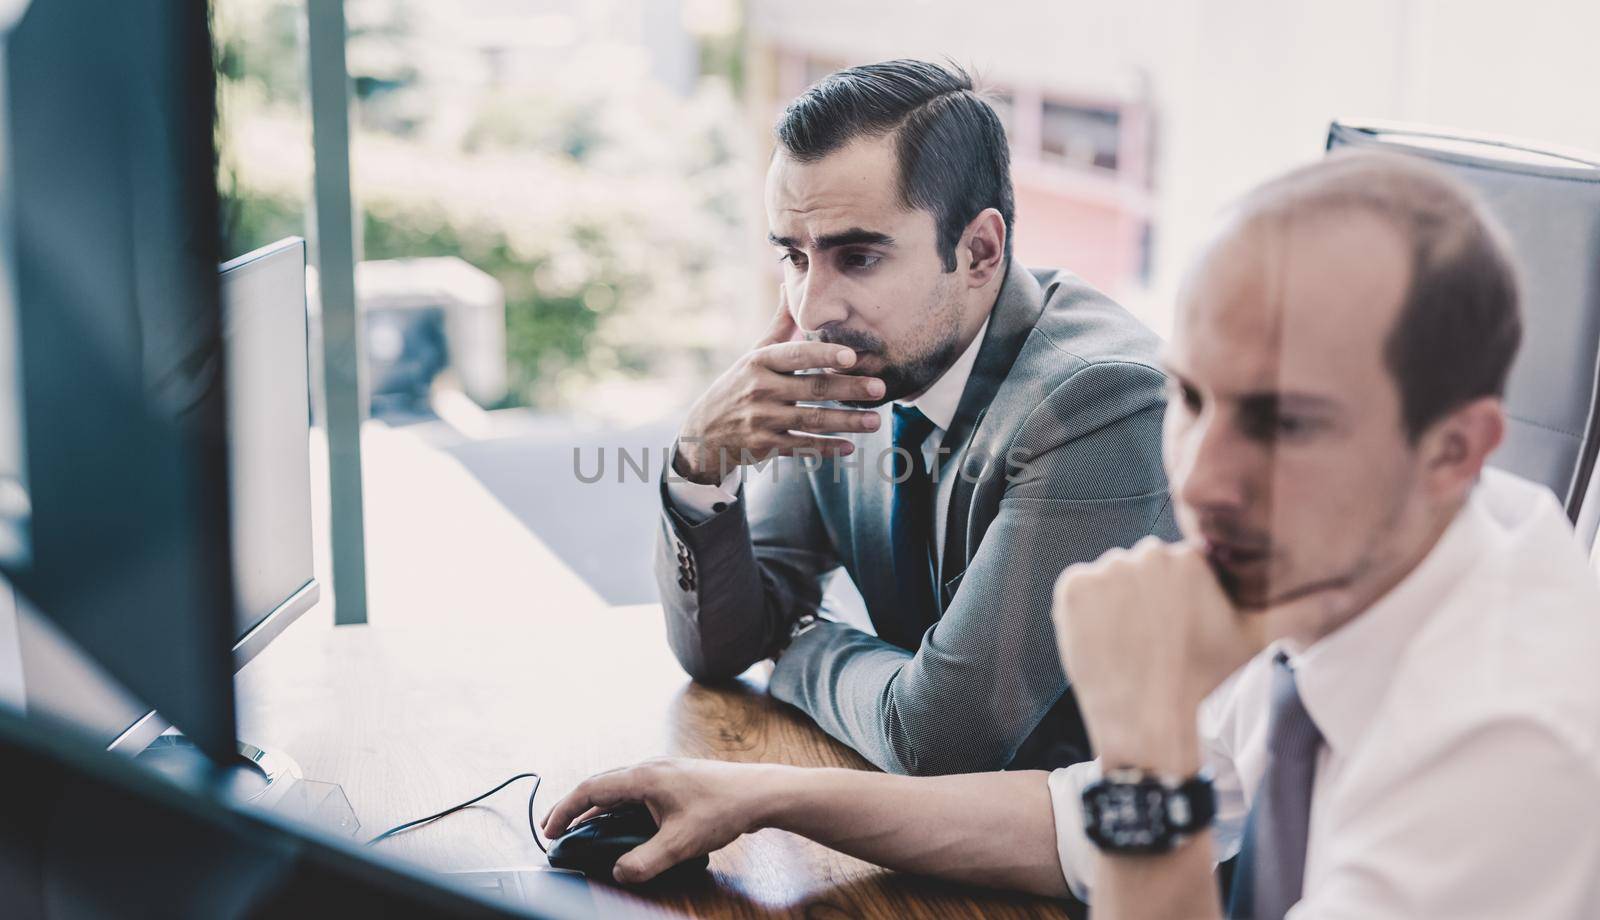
[
  {"xmin": 1082, "ymin": 767, "xmax": 1216, "ymax": 854},
  {"xmin": 1171, "ymin": 772, "xmax": 1217, "ymax": 833},
  {"xmin": 770, "ymin": 612, "xmax": 827, "ymax": 660}
]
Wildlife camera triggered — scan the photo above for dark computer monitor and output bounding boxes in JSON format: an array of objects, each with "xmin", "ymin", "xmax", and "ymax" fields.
[
  {"xmin": 0, "ymin": 8, "xmax": 589, "ymax": 916},
  {"xmin": 3, "ymin": 0, "xmax": 238, "ymax": 765},
  {"xmin": 107, "ymin": 237, "xmax": 322, "ymax": 755}
]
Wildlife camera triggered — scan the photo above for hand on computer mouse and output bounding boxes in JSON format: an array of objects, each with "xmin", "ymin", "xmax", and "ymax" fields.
[{"xmin": 543, "ymin": 758, "xmax": 780, "ymax": 884}]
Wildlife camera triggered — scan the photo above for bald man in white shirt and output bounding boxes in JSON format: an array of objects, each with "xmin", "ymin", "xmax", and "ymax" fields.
[{"xmin": 544, "ymin": 153, "xmax": 1600, "ymax": 919}]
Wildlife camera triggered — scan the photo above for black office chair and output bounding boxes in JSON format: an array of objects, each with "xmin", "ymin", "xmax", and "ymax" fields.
[
  {"xmin": 1326, "ymin": 121, "xmax": 1600, "ymax": 537},
  {"xmin": 1578, "ymin": 457, "xmax": 1600, "ymax": 554}
]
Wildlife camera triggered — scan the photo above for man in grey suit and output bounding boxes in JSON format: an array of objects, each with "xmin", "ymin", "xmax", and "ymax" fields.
[{"xmin": 657, "ymin": 60, "xmax": 1175, "ymax": 775}]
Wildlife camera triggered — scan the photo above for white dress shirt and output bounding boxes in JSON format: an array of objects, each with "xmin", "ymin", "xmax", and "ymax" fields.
[
  {"xmin": 1048, "ymin": 468, "xmax": 1600, "ymax": 918},
  {"xmin": 667, "ymin": 319, "xmax": 990, "ymax": 569}
]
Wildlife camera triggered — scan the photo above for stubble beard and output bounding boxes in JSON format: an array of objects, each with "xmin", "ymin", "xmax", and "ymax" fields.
[
  {"xmin": 1216, "ymin": 475, "xmax": 1415, "ymax": 644},
  {"xmin": 812, "ymin": 283, "xmax": 967, "ymax": 408}
]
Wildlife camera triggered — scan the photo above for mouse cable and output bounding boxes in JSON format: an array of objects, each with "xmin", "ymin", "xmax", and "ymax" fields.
[{"xmin": 365, "ymin": 772, "xmax": 548, "ymax": 854}]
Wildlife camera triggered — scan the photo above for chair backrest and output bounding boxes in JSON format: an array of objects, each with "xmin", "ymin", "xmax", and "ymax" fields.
[
  {"xmin": 1579, "ymin": 454, "xmax": 1600, "ymax": 555},
  {"xmin": 1326, "ymin": 121, "xmax": 1600, "ymax": 525}
]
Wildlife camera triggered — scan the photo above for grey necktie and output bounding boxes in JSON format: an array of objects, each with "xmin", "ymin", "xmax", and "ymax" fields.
[{"xmin": 1229, "ymin": 652, "xmax": 1324, "ymax": 920}]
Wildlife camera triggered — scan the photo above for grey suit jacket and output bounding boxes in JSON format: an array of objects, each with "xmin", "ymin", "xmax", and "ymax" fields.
[{"xmin": 656, "ymin": 260, "xmax": 1177, "ymax": 775}]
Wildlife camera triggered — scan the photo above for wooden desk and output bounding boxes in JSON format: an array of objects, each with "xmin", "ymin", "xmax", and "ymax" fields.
[
  {"xmin": 235, "ymin": 425, "xmax": 1075, "ymax": 918},
  {"xmin": 236, "ymin": 606, "xmax": 1074, "ymax": 919}
]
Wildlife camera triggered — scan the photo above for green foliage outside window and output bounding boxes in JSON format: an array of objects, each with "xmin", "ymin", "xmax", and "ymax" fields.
[{"xmin": 213, "ymin": 0, "xmax": 752, "ymax": 410}]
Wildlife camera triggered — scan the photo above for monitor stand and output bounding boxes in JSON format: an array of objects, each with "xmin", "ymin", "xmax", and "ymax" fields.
[
  {"xmin": 134, "ymin": 733, "xmax": 362, "ymax": 836},
  {"xmin": 135, "ymin": 734, "xmax": 301, "ymax": 806}
]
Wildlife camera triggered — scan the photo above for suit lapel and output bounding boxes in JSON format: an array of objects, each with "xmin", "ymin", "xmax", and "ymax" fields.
[{"xmin": 935, "ymin": 261, "xmax": 1048, "ymax": 597}]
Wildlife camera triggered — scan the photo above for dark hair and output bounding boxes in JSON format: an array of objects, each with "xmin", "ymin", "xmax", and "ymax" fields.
[
  {"xmin": 775, "ymin": 60, "xmax": 1015, "ymax": 272},
  {"xmin": 1240, "ymin": 151, "xmax": 1523, "ymax": 441}
]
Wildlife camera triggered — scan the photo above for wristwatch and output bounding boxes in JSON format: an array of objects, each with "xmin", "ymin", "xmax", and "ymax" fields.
[
  {"xmin": 770, "ymin": 612, "xmax": 828, "ymax": 661},
  {"xmin": 1081, "ymin": 767, "xmax": 1216, "ymax": 854}
]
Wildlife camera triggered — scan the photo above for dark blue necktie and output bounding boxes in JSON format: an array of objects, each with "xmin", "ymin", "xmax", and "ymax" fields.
[
  {"xmin": 1229, "ymin": 652, "xmax": 1324, "ymax": 920},
  {"xmin": 885, "ymin": 404, "xmax": 939, "ymax": 651}
]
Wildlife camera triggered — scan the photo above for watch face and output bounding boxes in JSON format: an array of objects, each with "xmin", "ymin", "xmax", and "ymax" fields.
[{"xmin": 1083, "ymin": 777, "xmax": 1174, "ymax": 854}]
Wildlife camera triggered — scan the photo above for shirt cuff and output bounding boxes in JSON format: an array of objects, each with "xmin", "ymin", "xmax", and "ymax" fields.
[
  {"xmin": 1046, "ymin": 760, "xmax": 1102, "ymax": 903},
  {"xmin": 665, "ymin": 465, "xmax": 743, "ymax": 523}
]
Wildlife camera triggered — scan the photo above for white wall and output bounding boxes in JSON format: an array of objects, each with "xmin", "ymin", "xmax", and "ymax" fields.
[
  {"xmin": 749, "ymin": 0, "xmax": 1177, "ymax": 101},
  {"xmin": 1147, "ymin": 0, "xmax": 1600, "ymax": 332},
  {"xmin": 747, "ymin": 0, "xmax": 1600, "ymax": 333}
]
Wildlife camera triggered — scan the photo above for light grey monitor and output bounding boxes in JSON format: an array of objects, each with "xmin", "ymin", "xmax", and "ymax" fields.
[
  {"xmin": 106, "ymin": 237, "xmax": 320, "ymax": 754},
  {"xmin": 0, "ymin": 248, "xmax": 23, "ymax": 570}
]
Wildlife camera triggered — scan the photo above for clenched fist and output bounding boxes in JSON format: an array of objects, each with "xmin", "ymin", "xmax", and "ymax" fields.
[
  {"xmin": 673, "ymin": 288, "xmax": 887, "ymax": 485},
  {"xmin": 1051, "ymin": 537, "xmax": 1267, "ymax": 776}
]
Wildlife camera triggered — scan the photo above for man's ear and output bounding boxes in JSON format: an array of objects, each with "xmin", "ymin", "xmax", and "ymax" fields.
[
  {"xmin": 959, "ymin": 208, "xmax": 1007, "ymax": 287},
  {"xmin": 1418, "ymin": 397, "xmax": 1505, "ymax": 501}
]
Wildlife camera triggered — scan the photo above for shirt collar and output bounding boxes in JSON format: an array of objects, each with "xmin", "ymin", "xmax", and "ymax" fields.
[
  {"xmin": 1285, "ymin": 484, "xmax": 1493, "ymax": 756},
  {"xmin": 895, "ymin": 317, "xmax": 990, "ymax": 433}
]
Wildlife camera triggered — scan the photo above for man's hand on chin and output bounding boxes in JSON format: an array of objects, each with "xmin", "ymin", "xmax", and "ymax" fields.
[
  {"xmin": 672, "ymin": 287, "xmax": 885, "ymax": 485},
  {"xmin": 1051, "ymin": 537, "xmax": 1266, "ymax": 775}
]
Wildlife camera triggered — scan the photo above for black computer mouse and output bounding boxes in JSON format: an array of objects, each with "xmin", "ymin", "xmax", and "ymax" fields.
[{"xmin": 545, "ymin": 801, "xmax": 709, "ymax": 884}]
